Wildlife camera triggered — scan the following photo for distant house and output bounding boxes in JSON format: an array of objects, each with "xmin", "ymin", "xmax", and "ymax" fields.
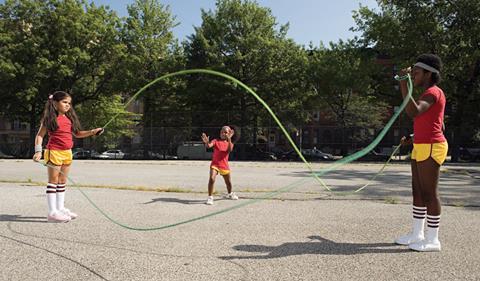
[{"xmin": 0, "ymin": 117, "xmax": 30, "ymax": 157}]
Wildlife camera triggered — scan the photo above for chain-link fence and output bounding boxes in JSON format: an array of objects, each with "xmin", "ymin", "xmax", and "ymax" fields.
[{"xmin": 1, "ymin": 116, "xmax": 478, "ymax": 162}]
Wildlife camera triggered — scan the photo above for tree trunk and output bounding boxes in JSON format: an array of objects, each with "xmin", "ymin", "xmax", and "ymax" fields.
[
  {"xmin": 239, "ymin": 93, "xmax": 247, "ymax": 159},
  {"xmin": 142, "ymin": 95, "xmax": 151, "ymax": 159},
  {"xmin": 252, "ymin": 112, "xmax": 257, "ymax": 147},
  {"xmin": 29, "ymin": 102, "xmax": 37, "ymax": 157}
]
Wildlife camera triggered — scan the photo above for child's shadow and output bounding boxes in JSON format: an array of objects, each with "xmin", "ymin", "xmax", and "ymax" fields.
[
  {"xmin": 144, "ymin": 196, "xmax": 232, "ymax": 205},
  {"xmin": 143, "ymin": 197, "xmax": 205, "ymax": 205},
  {"xmin": 220, "ymin": 235, "xmax": 410, "ymax": 259},
  {"xmin": 0, "ymin": 214, "xmax": 46, "ymax": 223}
]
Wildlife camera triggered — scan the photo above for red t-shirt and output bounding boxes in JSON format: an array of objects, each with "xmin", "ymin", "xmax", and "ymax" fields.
[
  {"xmin": 46, "ymin": 115, "xmax": 74, "ymax": 150},
  {"xmin": 413, "ymin": 85, "xmax": 446, "ymax": 144},
  {"xmin": 210, "ymin": 139, "xmax": 233, "ymax": 170}
]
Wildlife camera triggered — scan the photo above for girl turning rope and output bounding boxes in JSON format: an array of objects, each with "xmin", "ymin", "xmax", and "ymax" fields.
[
  {"xmin": 395, "ymin": 54, "xmax": 448, "ymax": 252},
  {"xmin": 33, "ymin": 91, "xmax": 103, "ymax": 223}
]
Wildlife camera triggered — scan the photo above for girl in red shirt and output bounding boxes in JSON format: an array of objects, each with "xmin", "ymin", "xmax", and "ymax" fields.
[
  {"xmin": 201, "ymin": 126, "xmax": 238, "ymax": 205},
  {"xmin": 33, "ymin": 91, "xmax": 102, "ymax": 222},
  {"xmin": 395, "ymin": 54, "xmax": 448, "ymax": 252}
]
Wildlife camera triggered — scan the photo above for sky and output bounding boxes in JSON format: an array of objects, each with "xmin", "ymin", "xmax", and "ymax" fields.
[
  {"xmin": 0, "ymin": 0, "xmax": 379, "ymax": 45},
  {"xmin": 89, "ymin": 0, "xmax": 379, "ymax": 46}
]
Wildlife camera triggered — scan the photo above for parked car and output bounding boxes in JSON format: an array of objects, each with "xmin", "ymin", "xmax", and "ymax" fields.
[
  {"xmin": 125, "ymin": 150, "xmax": 153, "ymax": 160},
  {"xmin": 93, "ymin": 153, "xmax": 109, "ymax": 159},
  {"xmin": 125, "ymin": 150, "xmax": 178, "ymax": 160},
  {"xmin": 0, "ymin": 150, "xmax": 14, "ymax": 159},
  {"xmin": 85, "ymin": 150, "xmax": 103, "ymax": 159},
  {"xmin": 278, "ymin": 150, "xmax": 301, "ymax": 161},
  {"xmin": 258, "ymin": 150, "xmax": 277, "ymax": 161},
  {"xmin": 243, "ymin": 148, "xmax": 277, "ymax": 161},
  {"xmin": 357, "ymin": 150, "xmax": 392, "ymax": 161},
  {"xmin": 158, "ymin": 153, "xmax": 178, "ymax": 160},
  {"xmin": 301, "ymin": 148, "xmax": 334, "ymax": 161},
  {"xmin": 73, "ymin": 148, "xmax": 102, "ymax": 159},
  {"xmin": 279, "ymin": 148, "xmax": 333, "ymax": 161},
  {"xmin": 459, "ymin": 147, "xmax": 480, "ymax": 162},
  {"xmin": 72, "ymin": 150, "xmax": 91, "ymax": 159},
  {"xmin": 177, "ymin": 142, "xmax": 212, "ymax": 160},
  {"xmin": 99, "ymin": 149, "xmax": 125, "ymax": 159}
]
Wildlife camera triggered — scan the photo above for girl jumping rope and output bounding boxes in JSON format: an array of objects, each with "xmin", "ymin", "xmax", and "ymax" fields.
[
  {"xmin": 33, "ymin": 91, "xmax": 103, "ymax": 222},
  {"xmin": 395, "ymin": 54, "xmax": 448, "ymax": 252},
  {"xmin": 201, "ymin": 126, "xmax": 238, "ymax": 205}
]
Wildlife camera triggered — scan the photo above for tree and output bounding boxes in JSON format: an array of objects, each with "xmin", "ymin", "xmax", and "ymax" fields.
[
  {"xmin": 75, "ymin": 94, "xmax": 138, "ymax": 150},
  {"xmin": 185, "ymin": 0, "xmax": 310, "ymax": 156},
  {"xmin": 118, "ymin": 0, "xmax": 185, "ymax": 154},
  {"xmin": 0, "ymin": 0, "xmax": 125, "ymax": 154},
  {"xmin": 307, "ymin": 40, "xmax": 389, "ymax": 153},
  {"xmin": 353, "ymin": 0, "xmax": 480, "ymax": 158}
]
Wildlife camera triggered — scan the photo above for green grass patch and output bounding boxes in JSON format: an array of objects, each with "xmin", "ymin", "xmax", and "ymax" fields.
[
  {"xmin": 0, "ymin": 179, "xmax": 194, "ymax": 193},
  {"xmin": 452, "ymin": 201, "xmax": 465, "ymax": 208},
  {"xmin": 384, "ymin": 197, "xmax": 398, "ymax": 204}
]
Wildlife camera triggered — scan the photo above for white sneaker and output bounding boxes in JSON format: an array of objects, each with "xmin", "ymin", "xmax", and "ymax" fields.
[
  {"xmin": 206, "ymin": 196, "xmax": 214, "ymax": 205},
  {"xmin": 395, "ymin": 232, "xmax": 424, "ymax": 245},
  {"xmin": 47, "ymin": 211, "xmax": 71, "ymax": 223},
  {"xmin": 60, "ymin": 208, "xmax": 78, "ymax": 219},
  {"xmin": 224, "ymin": 192, "xmax": 238, "ymax": 200},
  {"xmin": 409, "ymin": 239, "xmax": 441, "ymax": 252}
]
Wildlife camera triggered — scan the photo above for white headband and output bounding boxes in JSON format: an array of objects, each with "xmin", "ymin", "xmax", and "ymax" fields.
[{"xmin": 414, "ymin": 62, "xmax": 439, "ymax": 74}]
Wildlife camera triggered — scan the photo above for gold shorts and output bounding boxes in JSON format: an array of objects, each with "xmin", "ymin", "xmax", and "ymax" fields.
[
  {"xmin": 411, "ymin": 142, "xmax": 448, "ymax": 165},
  {"xmin": 44, "ymin": 149, "xmax": 73, "ymax": 166},
  {"xmin": 211, "ymin": 166, "xmax": 230, "ymax": 176}
]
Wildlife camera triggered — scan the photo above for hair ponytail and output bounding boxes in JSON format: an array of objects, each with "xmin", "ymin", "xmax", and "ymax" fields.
[{"xmin": 41, "ymin": 96, "xmax": 59, "ymax": 131}]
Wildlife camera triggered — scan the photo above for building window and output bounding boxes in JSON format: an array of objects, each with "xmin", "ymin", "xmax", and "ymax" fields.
[
  {"xmin": 269, "ymin": 135, "xmax": 275, "ymax": 143},
  {"xmin": 13, "ymin": 120, "xmax": 20, "ymax": 130}
]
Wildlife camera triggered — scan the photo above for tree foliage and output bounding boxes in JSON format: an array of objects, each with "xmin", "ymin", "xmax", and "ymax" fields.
[
  {"xmin": 0, "ymin": 0, "xmax": 126, "ymax": 150},
  {"xmin": 185, "ymin": 0, "xmax": 310, "ymax": 147},
  {"xmin": 353, "ymin": 0, "xmax": 480, "ymax": 146}
]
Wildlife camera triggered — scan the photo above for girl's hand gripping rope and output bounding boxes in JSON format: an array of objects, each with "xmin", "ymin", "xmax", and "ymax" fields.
[{"xmin": 93, "ymin": 128, "xmax": 104, "ymax": 136}]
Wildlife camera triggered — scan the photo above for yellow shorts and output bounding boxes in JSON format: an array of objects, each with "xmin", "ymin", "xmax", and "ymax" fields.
[
  {"xmin": 411, "ymin": 142, "xmax": 448, "ymax": 165},
  {"xmin": 44, "ymin": 149, "xmax": 73, "ymax": 166},
  {"xmin": 211, "ymin": 166, "xmax": 230, "ymax": 176}
]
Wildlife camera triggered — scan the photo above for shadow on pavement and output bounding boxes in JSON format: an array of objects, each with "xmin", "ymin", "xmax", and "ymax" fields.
[
  {"xmin": 220, "ymin": 235, "xmax": 410, "ymax": 259},
  {"xmin": 144, "ymin": 196, "xmax": 235, "ymax": 205},
  {"xmin": 143, "ymin": 197, "xmax": 206, "ymax": 205},
  {"xmin": 0, "ymin": 214, "xmax": 46, "ymax": 223}
]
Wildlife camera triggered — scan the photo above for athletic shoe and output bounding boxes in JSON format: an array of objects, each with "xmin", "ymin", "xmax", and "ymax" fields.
[
  {"xmin": 409, "ymin": 239, "xmax": 441, "ymax": 252},
  {"xmin": 395, "ymin": 232, "xmax": 424, "ymax": 245},
  {"xmin": 224, "ymin": 192, "xmax": 238, "ymax": 200},
  {"xmin": 47, "ymin": 212, "xmax": 71, "ymax": 223},
  {"xmin": 60, "ymin": 208, "xmax": 78, "ymax": 219},
  {"xmin": 206, "ymin": 196, "xmax": 214, "ymax": 205}
]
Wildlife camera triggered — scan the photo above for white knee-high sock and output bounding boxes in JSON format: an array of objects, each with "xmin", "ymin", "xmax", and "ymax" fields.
[
  {"xmin": 46, "ymin": 183, "xmax": 57, "ymax": 215},
  {"xmin": 426, "ymin": 214, "xmax": 441, "ymax": 241},
  {"xmin": 56, "ymin": 183, "xmax": 66, "ymax": 211},
  {"xmin": 412, "ymin": 206, "xmax": 427, "ymax": 236}
]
